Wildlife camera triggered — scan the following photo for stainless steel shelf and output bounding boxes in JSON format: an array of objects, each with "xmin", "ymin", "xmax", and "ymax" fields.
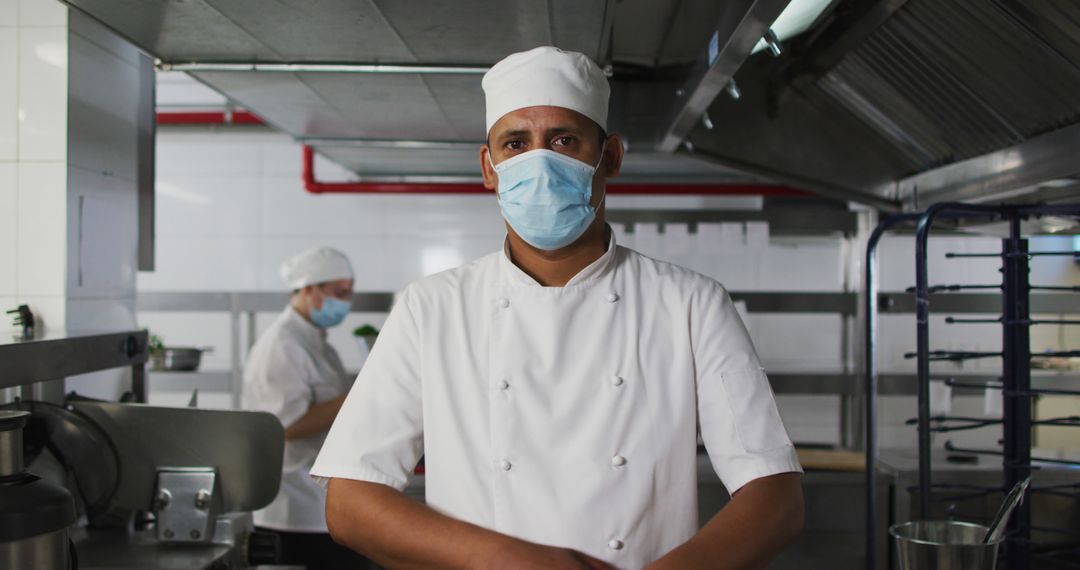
[
  {"xmin": 137, "ymin": 291, "xmax": 394, "ymax": 312},
  {"xmin": 147, "ymin": 370, "xmax": 232, "ymax": 392},
  {"xmin": 879, "ymin": 292, "xmax": 1080, "ymax": 314},
  {"xmin": 0, "ymin": 329, "xmax": 148, "ymax": 390}
]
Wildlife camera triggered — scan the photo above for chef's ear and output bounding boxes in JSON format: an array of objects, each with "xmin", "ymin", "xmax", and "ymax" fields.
[
  {"xmin": 602, "ymin": 134, "xmax": 624, "ymax": 178},
  {"xmin": 480, "ymin": 144, "xmax": 498, "ymax": 192}
]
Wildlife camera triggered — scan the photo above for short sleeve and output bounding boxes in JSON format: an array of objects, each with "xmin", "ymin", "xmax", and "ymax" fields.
[
  {"xmin": 310, "ymin": 286, "xmax": 424, "ymax": 491},
  {"xmin": 252, "ymin": 346, "xmax": 312, "ymax": 429},
  {"xmin": 692, "ymin": 282, "xmax": 802, "ymax": 494}
]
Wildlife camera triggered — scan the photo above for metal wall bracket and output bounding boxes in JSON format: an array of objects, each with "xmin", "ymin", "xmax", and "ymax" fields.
[{"xmin": 154, "ymin": 467, "xmax": 217, "ymax": 543}]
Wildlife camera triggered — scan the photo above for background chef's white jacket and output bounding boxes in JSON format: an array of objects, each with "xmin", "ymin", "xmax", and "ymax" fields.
[
  {"xmin": 312, "ymin": 233, "xmax": 802, "ymax": 567},
  {"xmin": 243, "ymin": 307, "xmax": 353, "ymax": 532}
]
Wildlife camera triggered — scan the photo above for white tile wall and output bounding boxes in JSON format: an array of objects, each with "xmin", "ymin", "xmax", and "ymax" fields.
[
  {"xmin": 16, "ymin": 25, "xmax": 66, "ymax": 161},
  {"xmin": 137, "ymin": 236, "xmax": 260, "ymax": 291},
  {"xmin": 16, "ymin": 161, "xmax": 65, "ymax": 296},
  {"xmin": 156, "ymin": 175, "xmax": 260, "ymax": 237},
  {"xmin": 17, "ymin": 0, "xmax": 65, "ymax": 27},
  {"xmin": 0, "ymin": 0, "xmax": 17, "ymax": 26},
  {"xmin": 0, "ymin": 163, "xmax": 15, "ymax": 296},
  {"xmin": 259, "ymin": 177, "xmax": 386, "ymax": 237},
  {"xmin": 0, "ymin": 28, "xmax": 16, "ymax": 160}
]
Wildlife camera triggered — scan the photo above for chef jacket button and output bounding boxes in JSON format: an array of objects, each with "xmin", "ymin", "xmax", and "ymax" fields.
[
  {"xmin": 498, "ymin": 298, "xmax": 510, "ymax": 309},
  {"xmin": 498, "ymin": 459, "xmax": 512, "ymax": 471},
  {"xmin": 611, "ymin": 455, "xmax": 627, "ymax": 467},
  {"xmin": 608, "ymin": 539, "xmax": 624, "ymax": 551},
  {"xmin": 498, "ymin": 379, "xmax": 510, "ymax": 391},
  {"xmin": 611, "ymin": 375, "xmax": 624, "ymax": 387},
  {"xmin": 606, "ymin": 292, "xmax": 619, "ymax": 303}
]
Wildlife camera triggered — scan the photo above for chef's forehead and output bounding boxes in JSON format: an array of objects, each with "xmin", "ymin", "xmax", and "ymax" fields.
[{"xmin": 488, "ymin": 106, "xmax": 601, "ymax": 139}]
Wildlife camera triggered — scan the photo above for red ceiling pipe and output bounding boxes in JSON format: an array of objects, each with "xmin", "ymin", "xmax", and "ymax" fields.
[
  {"xmin": 302, "ymin": 146, "xmax": 809, "ymax": 196},
  {"xmin": 155, "ymin": 112, "xmax": 807, "ymax": 196},
  {"xmin": 156, "ymin": 110, "xmax": 265, "ymax": 125}
]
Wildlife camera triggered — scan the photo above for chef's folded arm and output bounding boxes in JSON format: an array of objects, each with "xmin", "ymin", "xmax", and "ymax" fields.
[
  {"xmin": 313, "ymin": 284, "xmax": 425, "ymax": 491},
  {"xmin": 645, "ymin": 283, "xmax": 805, "ymax": 569}
]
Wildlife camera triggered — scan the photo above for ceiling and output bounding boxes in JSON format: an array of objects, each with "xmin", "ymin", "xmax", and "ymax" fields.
[{"xmin": 64, "ymin": 0, "xmax": 1080, "ymax": 210}]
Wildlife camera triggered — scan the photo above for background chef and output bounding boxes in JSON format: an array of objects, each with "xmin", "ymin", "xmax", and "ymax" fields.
[
  {"xmin": 242, "ymin": 246, "xmax": 369, "ymax": 569},
  {"xmin": 312, "ymin": 47, "xmax": 805, "ymax": 569}
]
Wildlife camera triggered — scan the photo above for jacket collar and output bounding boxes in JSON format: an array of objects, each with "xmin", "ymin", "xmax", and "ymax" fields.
[{"xmin": 500, "ymin": 225, "xmax": 618, "ymax": 287}]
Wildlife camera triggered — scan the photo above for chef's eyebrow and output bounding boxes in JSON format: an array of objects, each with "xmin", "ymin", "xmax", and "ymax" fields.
[{"xmin": 493, "ymin": 126, "xmax": 585, "ymax": 143}]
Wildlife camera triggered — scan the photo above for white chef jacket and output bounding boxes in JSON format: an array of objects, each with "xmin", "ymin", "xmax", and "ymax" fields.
[
  {"xmin": 243, "ymin": 307, "xmax": 353, "ymax": 532},
  {"xmin": 312, "ymin": 232, "xmax": 802, "ymax": 567}
]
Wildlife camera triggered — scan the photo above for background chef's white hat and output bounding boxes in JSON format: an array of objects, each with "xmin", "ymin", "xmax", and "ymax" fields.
[
  {"xmin": 280, "ymin": 247, "xmax": 354, "ymax": 290},
  {"xmin": 482, "ymin": 46, "xmax": 610, "ymax": 134}
]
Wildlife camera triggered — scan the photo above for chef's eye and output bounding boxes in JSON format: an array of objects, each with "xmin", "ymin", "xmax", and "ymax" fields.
[{"xmin": 504, "ymin": 140, "xmax": 525, "ymax": 152}]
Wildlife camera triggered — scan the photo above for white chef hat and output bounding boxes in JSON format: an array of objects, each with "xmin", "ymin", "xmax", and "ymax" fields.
[
  {"xmin": 482, "ymin": 46, "xmax": 610, "ymax": 134},
  {"xmin": 280, "ymin": 247, "xmax": 354, "ymax": 290}
]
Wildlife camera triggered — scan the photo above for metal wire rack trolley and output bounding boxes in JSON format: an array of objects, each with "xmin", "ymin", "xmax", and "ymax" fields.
[{"xmin": 864, "ymin": 203, "xmax": 1080, "ymax": 570}]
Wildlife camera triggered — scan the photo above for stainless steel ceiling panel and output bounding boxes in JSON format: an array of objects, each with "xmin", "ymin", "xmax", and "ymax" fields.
[
  {"xmin": 69, "ymin": 0, "xmax": 609, "ymax": 64},
  {"xmin": 368, "ymin": 0, "xmax": 610, "ymax": 63},
  {"xmin": 407, "ymin": 75, "xmax": 487, "ymax": 141},
  {"xmin": 812, "ymin": 0, "xmax": 1080, "ymax": 172},
  {"xmin": 612, "ymin": 0, "xmax": 728, "ymax": 66},
  {"xmin": 190, "ymin": 71, "xmax": 352, "ymax": 137},
  {"xmin": 297, "ymin": 73, "xmax": 461, "ymax": 140},
  {"xmin": 66, "ymin": 0, "xmax": 278, "ymax": 59}
]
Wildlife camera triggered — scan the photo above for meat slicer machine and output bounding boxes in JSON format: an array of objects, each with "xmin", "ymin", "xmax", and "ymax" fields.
[{"xmin": 5, "ymin": 397, "xmax": 285, "ymax": 569}]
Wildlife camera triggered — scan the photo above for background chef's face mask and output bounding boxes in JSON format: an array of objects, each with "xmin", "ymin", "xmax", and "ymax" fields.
[
  {"xmin": 310, "ymin": 293, "xmax": 351, "ymax": 328},
  {"xmin": 489, "ymin": 145, "xmax": 606, "ymax": 251}
]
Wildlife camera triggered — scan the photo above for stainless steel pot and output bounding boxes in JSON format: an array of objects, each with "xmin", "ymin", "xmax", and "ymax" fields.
[
  {"xmin": 0, "ymin": 410, "xmax": 77, "ymax": 569},
  {"xmin": 150, "ymin": 347, "xmax": 213, "ymax": 371},
  {"xmin": 890, "ymin": 520, "xmax": 1002, "ymax": 570}
]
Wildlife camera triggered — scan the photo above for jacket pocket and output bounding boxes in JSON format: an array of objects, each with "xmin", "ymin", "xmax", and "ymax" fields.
[{"xmin": 719, "ymin": 365, "xmax": 791, "ymax": 453}]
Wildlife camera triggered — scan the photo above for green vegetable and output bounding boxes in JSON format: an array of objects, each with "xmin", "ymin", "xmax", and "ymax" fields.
[
  {"xmin": 353, "ymin": 325, "xmax": 380, "ymax": 337},
  {"xmin": 149, "ymin": 333, "xmax": 165, "ymax": 354}
]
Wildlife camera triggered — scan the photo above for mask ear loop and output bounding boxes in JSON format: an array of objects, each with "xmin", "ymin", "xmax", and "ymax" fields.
[{"xmin": 592, "ymin": 139, "xmax": 609, "ymax": 211}]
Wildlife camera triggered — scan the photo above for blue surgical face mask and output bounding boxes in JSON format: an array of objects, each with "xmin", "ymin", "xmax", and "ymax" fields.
[
  {"xmin": 310, "ymin": 295, "xmax": 351, "ymax": 328},
  {"xmin": 489, "ymin": 145, "xmax": 606, "ymax": 251}
]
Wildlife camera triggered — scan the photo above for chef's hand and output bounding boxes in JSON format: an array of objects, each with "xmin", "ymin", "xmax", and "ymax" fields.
[{"xmin": 478, "ymin": 537, "xmax": 615, "ymax": 570}]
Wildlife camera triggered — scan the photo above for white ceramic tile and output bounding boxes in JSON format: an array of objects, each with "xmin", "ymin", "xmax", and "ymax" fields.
[
  {"xmin": 18, "ymin": 0, "xmax": 65, "ymax": 26},
  {"xmin": 256, "ymin": 135, "xmax": 305, "ymax": 176},
  {"xmin": 0, "ymin": 29, "xmax": 15, "ymax": 160},
  {"xmin": 381, "ymin": 194, "xmax": 503, "ymax": 238},
  {"xmin": 136, "ymin": 237, "xmax": 259, "ymax": 291},
  {"xmin": 0, "ymin": 163, "xmax": 15, "ymax": 295},
  {"xmin": 259, "ymin": 174, "xmax": 386, "ymax": 237},
  {"xmin": 17, "ymin": 26, "xmax": 65, "ymax": 161},
  {"xmin": 257, "ymin": 237, "xmax": 390, "ymax": 291},
  {"xmin": 155, "ymin": 133, "xmax": 260, "ymax": 177},
  {"xmin": 754, "ymin": 314, "xmax": 842, "ymax": 370},
  {"xmin": 156, "ymin": 174, "xmax": 259, "ymax": 237},
  {"xmin": 759, "ymin": 239, "xmax": 842, "ymax": 291},
  {"xmin": 16, "ymin": 161, "xmax": 65, "ymax": 296},
  {"xmin": 381, "ymin": 235, "xmax": 502, "ymax": 291},
  {"xmin": 0, "ymin": 0, "xmax": 16, "ymax": 27}
]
